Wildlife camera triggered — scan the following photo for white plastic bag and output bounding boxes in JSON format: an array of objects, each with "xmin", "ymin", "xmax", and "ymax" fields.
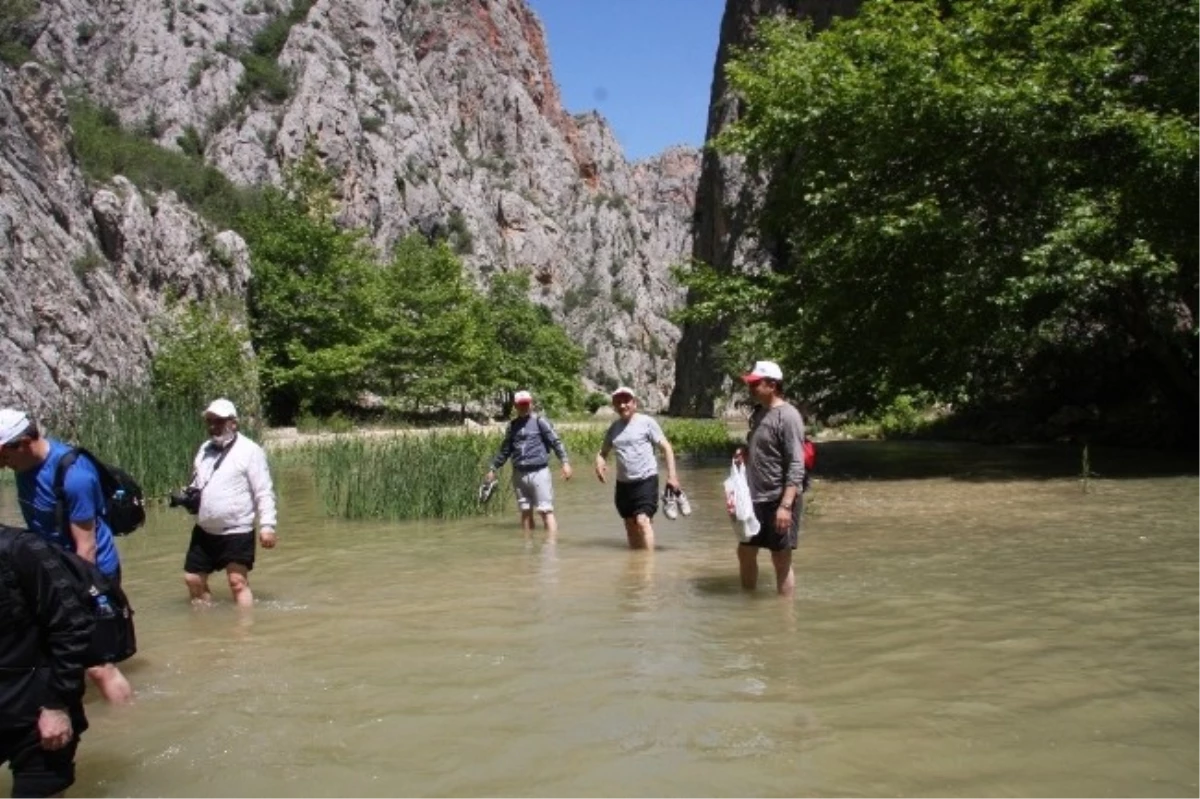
[{"xmin": 722, "ymin": 459, "xmax": 760, "ymax": 542}]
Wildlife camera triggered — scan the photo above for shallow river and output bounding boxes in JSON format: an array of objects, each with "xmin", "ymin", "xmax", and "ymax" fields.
[{"xmin": 2, "ymin": 441, "xmax": 1196, "ymax": 797}]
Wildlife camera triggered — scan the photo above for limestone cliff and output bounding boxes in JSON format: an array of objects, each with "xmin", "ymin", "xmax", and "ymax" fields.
[
  {"xmin": 0, "ymin": 62, "xmax": 251, "ymax": 412},
  {"xmin": 669, "ymin": 0, "xmax": 860, "ymax": 417},
  {"xmin": 1, "ymin": 0, "xmax": 700, "ymax": 414}
]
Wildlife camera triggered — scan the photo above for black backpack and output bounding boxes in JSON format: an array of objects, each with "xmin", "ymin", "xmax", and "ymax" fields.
[
  {"xmin": 54, "ymin": 448, "xmax": 146, "ymax": 536},
  {"xmin": 0, "ymin": 527, "xmax": 137, "ymax": 667}
]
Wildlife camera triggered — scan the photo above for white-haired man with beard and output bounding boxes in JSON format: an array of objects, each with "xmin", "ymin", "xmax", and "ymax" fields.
[{"xmin": 181, "ymin": 399, "xmax": 277, "ymax": 608}]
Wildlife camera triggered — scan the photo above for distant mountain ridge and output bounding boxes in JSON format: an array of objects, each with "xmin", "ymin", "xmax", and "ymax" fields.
[{"xmin": 0, "ymin": 0, "xmax": 700, "ymax": 413}]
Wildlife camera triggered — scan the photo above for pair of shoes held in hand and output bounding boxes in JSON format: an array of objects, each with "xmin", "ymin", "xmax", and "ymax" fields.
[{"xmin": 662, "ymin": 485, "xmax": 692, "ymax": 520}]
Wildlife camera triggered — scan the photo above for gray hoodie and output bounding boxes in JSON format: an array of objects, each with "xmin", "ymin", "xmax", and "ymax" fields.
[{"xmin": 491, "ymin": 414, "xmax": 568, "ymax": 473}]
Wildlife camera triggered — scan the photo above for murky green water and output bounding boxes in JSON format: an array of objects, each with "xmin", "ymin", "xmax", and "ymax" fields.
[{"xmin": 2, "ymin": 441, "xmax": 1196, "ymax": 797}]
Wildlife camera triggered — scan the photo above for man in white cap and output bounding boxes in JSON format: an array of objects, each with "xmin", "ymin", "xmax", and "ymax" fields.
[
  {"xmin": 594, "ymin": 386, "xmax": 680, "ymax": 550},
  {"xmin": 485, "ymin": 390, "xmax": 572, "ymax": 539},
  {"xmin": 0, "ymin": 408, "xmax": 133, "ymax": 704},
  {"xmin": 734, "ymin": 360, "xmax": 806, "ymax": 597},
  {"xmin": 180, "ymin": 399, "xmax": 277, "ymax": 608}
]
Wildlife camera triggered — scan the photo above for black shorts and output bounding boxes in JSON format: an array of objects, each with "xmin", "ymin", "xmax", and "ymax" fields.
[
  {"xmin": 0, "ymin": 707, "xmax": 87, "ymax": 798},
  {"xmin": 184, "ymin": 527, "xmax": 255, "ymax": 574},
  {"xmin": 742, "ymin": 498, "xmax": 802, "ymax": 551},
  {"xmin": 614, "ymin": 476, "xmax": 658, "ymax": 520}
]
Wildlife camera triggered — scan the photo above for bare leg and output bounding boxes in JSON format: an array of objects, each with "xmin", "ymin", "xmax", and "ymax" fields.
[
  {"xmin": 184, "ymin": 572, "xmax": 212, "ymax": 605},
  {"xmin": 541, "ymin": 511, "xmax": 558, "ymax": 547},
  {"xmin": 770, "ymin": 549, "xmax": 795, "ymax": 598},
  {"xmin": 226, "ymin": 564, "xmax": 254, "ymax": 608},
  {"xmin": 625, "ymin": 514, "xmax": 654, "ymax": 550},
  {"xmin": 87, "ymin": 663, "xmax": 133, "ymax": 705},
  {"xmin": 520, "ymin": 509, "xmax": 535, "ymax": 534},
  {"xmin": 737, "ymin": 544, "xmax": 758, "ymax": 590}
]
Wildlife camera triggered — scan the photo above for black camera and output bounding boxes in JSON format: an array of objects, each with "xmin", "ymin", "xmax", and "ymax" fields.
[{"xmin": 168, "ymin": 487, "xmax": 201, "ymax": 514}]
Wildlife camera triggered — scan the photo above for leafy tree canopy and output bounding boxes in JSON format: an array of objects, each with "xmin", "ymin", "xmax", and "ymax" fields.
[{"xmin": 688, "ymin": 0, "xmax": 1196, "ymax": 435}]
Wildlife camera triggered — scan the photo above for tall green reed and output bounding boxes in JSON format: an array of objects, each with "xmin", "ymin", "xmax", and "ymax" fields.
[
  {"xmin": 310, "ymin": 433, "xmax": 510, "ymax": 521},
  {"xmin": 306, "ymin": 419, "xmax": 736, "ymax": 522},
  {"xmin": 42, "ymin": 385, "xmax": 259, "ymax": 498}
]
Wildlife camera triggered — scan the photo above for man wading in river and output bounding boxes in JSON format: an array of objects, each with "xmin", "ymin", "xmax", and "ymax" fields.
[
  {"xmin": 735, "ymin": 361, "xmax": 806, "ymax": 598},
  {"xmin": 485, "ymin": 391, "xmax": 572, "ymax": 540},
  {"xmin": 594, "ymin": 386, "xmax": 680, "ymax": 551},
  {"xmin": 180, "ymin": 399, "xmax": 278, "ymax": 608}
]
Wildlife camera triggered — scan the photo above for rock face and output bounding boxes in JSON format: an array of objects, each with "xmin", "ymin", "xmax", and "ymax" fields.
[
  {"xmin": 0, "ymin": 62, "xmax": 251, "ymax": 415},
  {"xmin": 1, "ymin": 0, "xmax": 702, "ymax": 414},
  {"xmin": 669, "ymin": 0, "xmax": 860, "ymax": 417}
]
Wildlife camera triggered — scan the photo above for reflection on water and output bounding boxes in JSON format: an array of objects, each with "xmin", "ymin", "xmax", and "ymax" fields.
[{"xmin": 0, "ymin": 442, "xmax": 1195, "ymax": 797}]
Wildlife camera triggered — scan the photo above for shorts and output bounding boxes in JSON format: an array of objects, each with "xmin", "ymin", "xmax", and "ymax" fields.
[
  {"xmin": 742, "ymin": 497, "xmax": 802, "ymax": 551},
  {"xmin": 184, "ymin": 527, "xmax": 255, "ymax": 574},
  {"xmin": 514, "ymin": 467, "xmax": 554, "ymax": 512},
  {"xmin": 614, "ymin": 475, "xmax": 658, "ymax": 520},
  {"xmin": 0, "ymin": 707, "xmax": 87, "ymax": 798}
]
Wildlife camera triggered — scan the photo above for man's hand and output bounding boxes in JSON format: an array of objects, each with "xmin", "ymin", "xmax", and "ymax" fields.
[
  {"xmin": 594, "ymin": 454, "xmax": 607, "ymax": 484},
  {"xmin": 485, "ymin": 470, "xmax": 496, "ymax": 483},
  {"xmin": 38, "ymin": 707, "xmax": 72, "ymax": 751},
  {"xmin": 561, "ymin": 463, "xmax": 573, "ymax": 481},
  {"xmin": 774, "ymin": 505, "xmax": 793, "ymax": 535},
  {"xmin": 666, "ymin": 475, "xmax": 681, "ymax": 492},
  {"xmin": 260, "ymin": 528, "xmax": 278, "ymax": 549}
]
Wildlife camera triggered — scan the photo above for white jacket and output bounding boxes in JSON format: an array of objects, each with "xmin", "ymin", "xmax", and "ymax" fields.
[{"xmin": 191, "ymin": 434, "xmax": 278, "ymax": 536}]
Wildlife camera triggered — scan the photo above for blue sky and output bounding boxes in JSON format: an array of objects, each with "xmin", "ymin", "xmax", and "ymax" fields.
[{"xmin": 526, "ymin": 0, "xmax": 726, "ymax": 161}]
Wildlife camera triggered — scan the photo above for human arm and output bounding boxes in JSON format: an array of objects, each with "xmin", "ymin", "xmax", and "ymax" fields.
[
  {"xmin": 247, "ymin": 447, "xmax": 278, "ymax": 548},
  {"xmin": 486, "ymin": 424, "xmax": 516, "ymax": 481},
  {"xmin": 538, "ymin": 417, "xmax": 572, "ymax": 480},
  {"xmin": 657, "ymin": 437, "xmax": 680, "ymax": 492},
  {"xmin": 774, "ymin": 410, "xmax": 806, "ymax": 532},
  {"xmin": 62, "ymin": 466, "xmax": 99, "ymax": 564},
  {"xmin": 594, "ymin": 425, "xmax": 615, "ymax": 483},
  {"xmin": 646, "ymin": 419, "xmax": 680, "ymax": 491}
]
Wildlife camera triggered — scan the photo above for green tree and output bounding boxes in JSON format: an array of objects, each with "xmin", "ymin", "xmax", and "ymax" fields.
[
  {"xmin": 242, "ymin": 158, "xmax": 383, "ymax": 422},
  {"xmin": 702, "ymin": 0, "xmax": 1197, "ymax": 430},
  {"xmin": 373, "ymin": 236, "xmax": 482, "ymax": 410},
  {"xmin": 482, "ymin": 270, "xmax": 585, "ymax": 415},
  {"xmin": 150, "ymin": 302, "xmax": 262, "ymax": 419}
]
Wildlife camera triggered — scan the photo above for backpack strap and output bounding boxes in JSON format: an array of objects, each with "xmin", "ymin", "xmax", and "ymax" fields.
[
  {"xmin": 533, "ymin": 414, "xmax": 552, "ymax": 451},
  {"xmin": 53, "ymin": 448, "xmax": 83, "ymax": 539}
]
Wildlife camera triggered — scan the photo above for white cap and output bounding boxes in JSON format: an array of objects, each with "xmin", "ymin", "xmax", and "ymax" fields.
[
  {"xmin": 611, "ymin": 386, "xmax": 637, "ymax": 400},
  {"xmin": 513, "ymin": 390, "xmax": 533, "ymax": 405},
  {"xmin": 203, "ymin": 398, "xmax": 238, "ymax": 419},
  {"xmin": 0, "ymin": 408, "xmax": 31, "ymax": 446},
  {"xmin": 743, "ymin": 360, "xmax": 784, "ymax": 383}
]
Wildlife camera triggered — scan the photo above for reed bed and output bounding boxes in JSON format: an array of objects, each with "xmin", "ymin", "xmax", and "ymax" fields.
[
  {"xmin": 42, "ymin": 388, "xmax": 228, "ymax": 498},
  {"xmin": 309, "ymin": 433, "xmax": 511, "ymax": 521},
  {"xmin": 304, "ymin": 418, "xmax": 736, "ymax": 521}
]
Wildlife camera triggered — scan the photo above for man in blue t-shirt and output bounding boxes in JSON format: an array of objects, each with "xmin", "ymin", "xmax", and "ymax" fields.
[{"xmin": 0, "ymin": 408, "xmax": 133, "ymax": 705}]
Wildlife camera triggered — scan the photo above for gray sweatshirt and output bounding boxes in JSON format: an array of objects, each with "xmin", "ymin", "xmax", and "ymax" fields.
[
  {"xmin": 491, "ymin": 414, "xmax": 568, "ymax": 473},
  {"xmin": 746, "ymin": 402, "xmax": 806, "ymax": 503}
]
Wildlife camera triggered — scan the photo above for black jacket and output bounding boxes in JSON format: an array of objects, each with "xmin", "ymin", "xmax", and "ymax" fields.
[{"xmin": 0, "ymin": 525, "xmax": 94, "ymax": 727}]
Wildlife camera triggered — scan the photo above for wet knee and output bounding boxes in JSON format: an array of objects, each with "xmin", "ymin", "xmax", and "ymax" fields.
[{"xmin": 184, "ymin": 573, "xmax": 206, "ymax": 591}]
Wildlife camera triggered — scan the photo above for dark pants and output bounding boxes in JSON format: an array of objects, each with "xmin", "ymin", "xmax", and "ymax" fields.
[
  {"xmin": 0, "ymin": 706, "xmax": 87, "ymax": 798},
  {"xmin": 184, "ymin": 527, "xmax": 256, "ymax": 574},
  {"xmin": 741, "ymin": 497, "xmax": 802, "ymax": 551},
  {"xmin": 614, "ymin": 476, "xmax": 659, "ymax": 520}
]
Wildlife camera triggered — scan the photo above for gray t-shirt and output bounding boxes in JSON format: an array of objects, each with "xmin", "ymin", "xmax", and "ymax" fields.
[
  {"xmin": 602, "ymin": 414, "xmax": 666, "ymax": 482},
  {"xmin": 746, "ymin": 402, "xmax": 806, "ymax": 502}
]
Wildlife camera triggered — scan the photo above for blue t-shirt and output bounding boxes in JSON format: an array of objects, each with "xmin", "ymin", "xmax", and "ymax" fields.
[{"xmin": 15, "ymin": 439, "xmax": 121, "ymax": 577}]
